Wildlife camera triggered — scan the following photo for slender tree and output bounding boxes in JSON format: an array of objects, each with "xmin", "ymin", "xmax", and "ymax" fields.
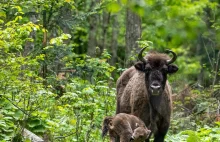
[
  {"xmin": 125, "ymin": 7, "xmax": 141, "ymax": 63},
  {"xmin": 87, "ymin": 0, "xmax": 99, "ymax": 57},
  {"xmin": 110, "ymin": 14, "xmax": 119, "ymax": 66}
]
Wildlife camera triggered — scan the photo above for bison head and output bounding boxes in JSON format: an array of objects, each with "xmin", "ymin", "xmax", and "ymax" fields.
[{"xmin": 134, "ymin": 47, "xmax": 178, "ymax": 96}]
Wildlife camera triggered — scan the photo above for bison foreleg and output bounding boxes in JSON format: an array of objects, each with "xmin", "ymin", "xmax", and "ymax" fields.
[
  {"xmin": 119, "ymin": 132, "xmax": 132, "ymax": 142},
  {"xmin": 154, "ymin": 131, "xmax": 167, "ymax": 142},
  {"xmin": 110, "ymin": 137, "xmax": 116, "ymax": 142},
  {"xmin": 153, "ymin": 120, "xmax": 169, "ymax": 142},
  {"xmin": 145, "ymin": 131, "xmax": 153, "ymax": 142}
]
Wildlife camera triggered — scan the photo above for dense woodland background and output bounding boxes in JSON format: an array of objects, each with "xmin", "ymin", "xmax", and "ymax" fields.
[{"xmin": 0, "ymin": 0, "xmax": 220, "ymax": 141}]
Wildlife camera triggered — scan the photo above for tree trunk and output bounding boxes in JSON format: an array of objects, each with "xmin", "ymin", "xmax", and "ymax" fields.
[
  {"xmin": 101, "ymin": 11, "xmax": 110, "ymax": 53},
  {"xmin": 23, "ymin": 12, "xmax": 37, "ymax": 56},
  {"xmin": 60, "ymin": 4, "xmax": 72, "ymax": 44},
  {"xmin": 212, "ymin": 50, "xmax": 220, "ymax": 87},
  {"xmin": 196, "ymin": 36, "xmax": 204, "ymax": 86},
  {"xmin": 110, "ymin": 14, "xmax": 118, "ymax": 66},
  {"xmin": 125, "ymin": 8, "xmax": 141, "ymax": 64},
  {"xmin": 87, "ymin": 1, "xmax": 98, "ymax": 57},
  {"xmin": 42, "ymin": 10, "xmax": 48, "ymax": 82}
]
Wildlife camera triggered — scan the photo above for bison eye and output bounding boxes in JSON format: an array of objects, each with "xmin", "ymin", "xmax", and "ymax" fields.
[
  {"xmin": 145, "ymin": 67, "xmax": 151, "ymax": 71},
  {"xmin": 145, "ymin": 64, "xmax": 152, "ymax": 71}
]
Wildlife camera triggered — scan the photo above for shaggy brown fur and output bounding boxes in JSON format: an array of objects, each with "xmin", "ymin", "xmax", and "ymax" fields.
[
  {"xmin": 116, "ymin": 66, "xmax": 136, "ymax": 114},
  {"xmin": 116, "ymin": 52, "xmax": 177, "ymax": 142},
  {"xmin": 116, "ymin": 53, "xmax": 171, "ymax": 113},
  {"xmin": 102, "ymin": 113, "xmax": 151, "ymax": 142}
]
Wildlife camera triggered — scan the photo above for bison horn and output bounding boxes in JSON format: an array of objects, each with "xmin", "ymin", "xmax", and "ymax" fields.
[
  {"xmin": 165, "ymin": 49, "xmax": 177, "ymax": 64},
  {"xmin": 138, "ymin": 47, "xmax": 148, "ymax": 64}
]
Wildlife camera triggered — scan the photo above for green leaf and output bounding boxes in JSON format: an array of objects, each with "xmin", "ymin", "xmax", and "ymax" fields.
[
  {"xmin": 82, "ymin": 87, "xmax": 94, "ymax": 95},
  {"xmin": 13, "ymin": 110, "xmax": 23, "ymax": 120},
  {"xmin": 24, "ymin": 138, "xmax": 31, "ymax": 142},
  {"xmin": 107, "ymin": 2, "xmax": 121, "ymax": 13},
  {"xmin": 27, "ymin": 119, "xmax": 41, "ymax": 128},
  {"xmin": 0, "ymin": 11, "xmax": 6, "ymax": 18},
  {"xmin": 32, "ymin": 125, "xmax": 46, "ymax": 133},
  {"xmin": 187, "ymin": 133, "xmax": 200, "ymax": 142},
  {"xmin": 121, "ymin": 0, "xmax": 128, "ymax": 4}
]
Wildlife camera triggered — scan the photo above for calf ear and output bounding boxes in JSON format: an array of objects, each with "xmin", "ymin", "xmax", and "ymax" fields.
[
  {"xmin": 147, "ymin": 129, "xmax": 151, "ymax": 134},
  {"xmin": 135, "ymin": 123, "xmax": 139, "ymax": 127},
  {"xmin": 168, "ymin": 64, "xmax": 178, "ymax": 74},
  {"xmin": 134, "ymin": 61, "xmax": 145, "ymax": 71},
  {"xmin": 109, "ymin": 122, "xmax": 114, "ymax": 129}
]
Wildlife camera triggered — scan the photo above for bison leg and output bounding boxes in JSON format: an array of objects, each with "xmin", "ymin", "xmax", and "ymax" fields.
[
  {"xmin": 116, "ymin": 99, "xmax": 120, "ymax": 114},
  {"xmin": 153, "ymin": 121, "xmax": 169, "ymax": 142},
  {"xmin": 110, "ymin": 137, "xmax": 116, "ymax": 142},
  {"xmin": 109, "ymin": 130, "xmax": 117, "ymax": 142},
  {"xmin": 145, "ymin": 132, "xmax": 153, "ymax": 142},
  {"xmin": 153, "ymin": 131, "xmax": 167, "ymax": 142},
  {"xmin": 119, "ymin": 132, "xmax": 132, "ymax": 142},
  {"xmin": 115, "ymin": 136, "xmax": 120, "ymax": 142}
]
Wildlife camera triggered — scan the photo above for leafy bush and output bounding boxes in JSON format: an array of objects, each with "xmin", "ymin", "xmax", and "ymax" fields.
[{"xmin": 167, "ymin": 123, "xmax": 220, "ymax": 142}]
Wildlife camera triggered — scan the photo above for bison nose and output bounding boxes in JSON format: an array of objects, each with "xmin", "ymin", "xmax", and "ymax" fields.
[{"xmin": 150, "ymin": 83, "xmax": 161, "ymax": 90}]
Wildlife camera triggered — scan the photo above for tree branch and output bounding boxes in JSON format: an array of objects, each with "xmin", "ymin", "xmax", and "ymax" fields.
[
  {"xmin": 2, "ymin": 95, "xmax": 29, "ymax": 116},
  {"xmin": 203, "ymin": 40, "xmax": 213, "ymax": 68},
  {"xmin": 23, "ymin": 128, "xmax": 44, "ymax": 142}
]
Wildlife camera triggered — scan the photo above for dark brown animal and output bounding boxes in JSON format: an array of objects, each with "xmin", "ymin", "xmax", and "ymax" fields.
[
  {"xmin": 116, "ymin": 47, "xmax": 178, "ymax": 142},
  {"xmin": 102, "ymin": 113, "xmax": 151, "ymax": 142}
]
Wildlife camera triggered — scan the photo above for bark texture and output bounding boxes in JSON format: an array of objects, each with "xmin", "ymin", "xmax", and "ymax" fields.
[
  {"xmin": 125, "ymin": 8, "xmax": 141, "ymax": 63},
  {"xmin": 110, "ymin": 14, "xmax": 119, "ymax": 65}
]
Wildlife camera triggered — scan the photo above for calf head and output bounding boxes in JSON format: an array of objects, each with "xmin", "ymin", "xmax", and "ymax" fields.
[
  {"xmin": 134, "ymin": 47, "xmax": 178, "ymax": 96},
  {"xmin": 130, "ymin": 124, "xmax": 151, "ymax": 142}
]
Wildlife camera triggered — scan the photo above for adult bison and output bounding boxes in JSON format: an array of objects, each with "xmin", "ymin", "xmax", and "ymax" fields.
[{"xmin": 116, "ymin": 47, "xmax": 178, "ymax": 142}]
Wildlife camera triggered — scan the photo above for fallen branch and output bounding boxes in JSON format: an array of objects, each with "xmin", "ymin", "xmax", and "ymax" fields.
[{"xmin": 22, "ymin": 128, "xmax": 44, "ymax": 142}]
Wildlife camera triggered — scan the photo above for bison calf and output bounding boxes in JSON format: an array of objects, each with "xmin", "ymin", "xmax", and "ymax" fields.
[{"xmin": 102, "ymin": 113, "xmax": 151, "ymax": 142}]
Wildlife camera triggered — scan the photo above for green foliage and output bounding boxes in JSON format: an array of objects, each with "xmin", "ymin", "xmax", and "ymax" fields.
[
  {"xmin": 45, "ymin": 77, "xmax": 115, "ymax": 141},
  {"xmin": 171, "ymin": 87, "xmax": 219, "ymax": 132},
  {"xmin": 0, "ymin": 9, "xmax": 47, "ymax": 140},
  {"xmin": 0, "ymin": 0, "xmax": 219, "ymax": 141},
  {"xmin": 0, "ymin": 13, "xmax": 116, "ymax": 139},
  {"xmin": 167, "ymin": 123, "xmax": 220, "ymax": 142},
  {"xmin": 107, "ymin": 1, "xmax": 121, "ymax": 13},
  {"xmin": 37, "ymin": 51, "xmax": 115, "ymax": 141},
  {"xmin": 0, "ymin": 98, "xmax": 17, "ymax": 141}
]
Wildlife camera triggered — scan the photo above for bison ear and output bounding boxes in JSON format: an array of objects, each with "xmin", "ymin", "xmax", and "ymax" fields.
[
  {"xmin": 168, "ymin": 64, "xmax": 178, "ymax": 74},
  {"xmin": 108, "ymin": 121, "xmax": 114, "ymax": 129},
  {"xmin": 134, "ymin": 61, "xmax": 145, "ymax": 71}
]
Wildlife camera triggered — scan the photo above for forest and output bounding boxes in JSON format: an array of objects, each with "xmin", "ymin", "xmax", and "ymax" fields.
[{"xmin": 0, "ymin": 0, "xmax": 219, "ymax": 142}]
